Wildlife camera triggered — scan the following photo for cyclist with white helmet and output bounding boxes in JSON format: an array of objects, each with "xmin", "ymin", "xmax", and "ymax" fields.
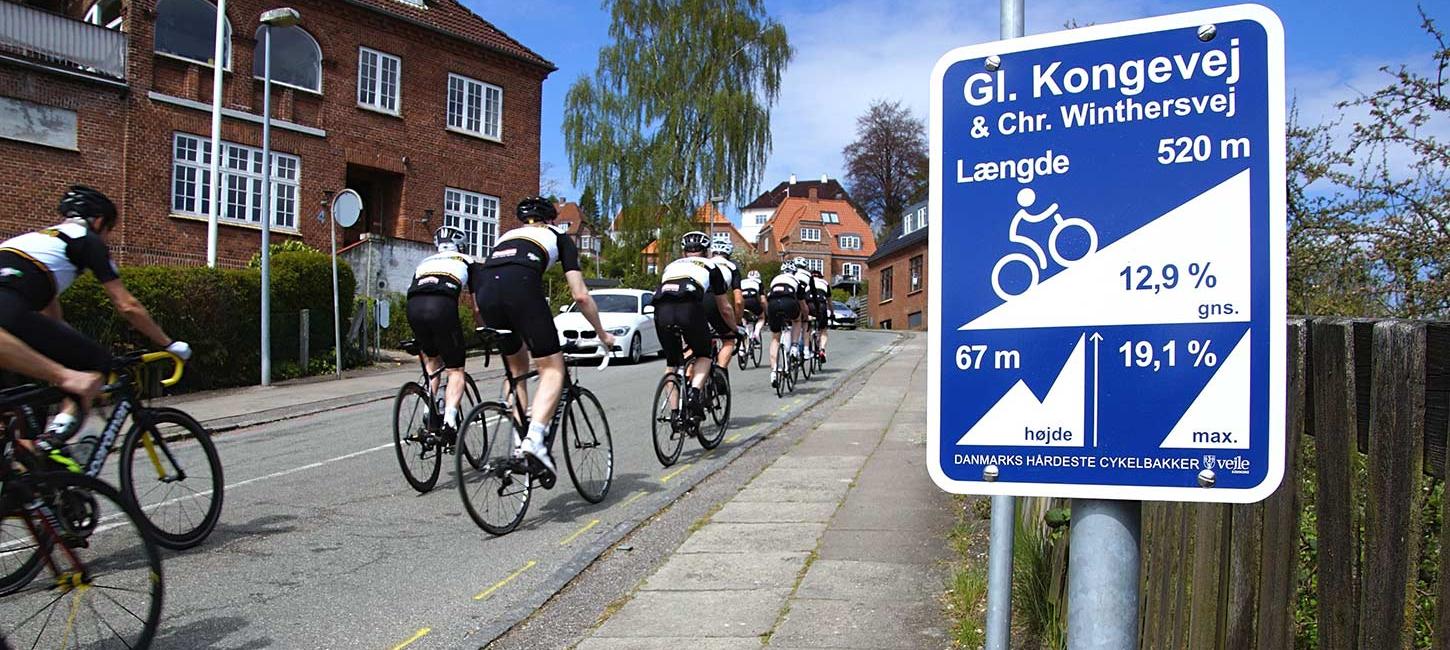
[
  {"xmin": 765, "ymin": 259, "xmax": 807, "ymax": 388},
  {"xmin": 791, "ymin": 257, "xmax": 815, "ymax": 356},
  {"xmin": 404, "ymin": 225, "xmax": 481, "ymax": 437},
  {"xmin": 810, "ymin": 268, "xmax": 831, "ymax": 363},
  {"xmin": 705, "ymin": 238, "xmax": 743, "ymax": 369},
  {"xmin": 740, "ymin": 269, "xmax": 765, "ymax": 343},
  {"xmin": 654, "ymin": 231, "xmax": 734, "ymax": 415}
]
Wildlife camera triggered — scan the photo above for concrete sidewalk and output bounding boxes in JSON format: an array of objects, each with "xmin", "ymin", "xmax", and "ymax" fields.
[{"xmin": 576, "ymin": 335, "xmax": 952, "ymax": 649}]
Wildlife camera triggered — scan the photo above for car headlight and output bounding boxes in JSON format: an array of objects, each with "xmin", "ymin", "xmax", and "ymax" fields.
[{"xmin": 607, "ymin": 327, "xmax": 630, "ymax": 336}]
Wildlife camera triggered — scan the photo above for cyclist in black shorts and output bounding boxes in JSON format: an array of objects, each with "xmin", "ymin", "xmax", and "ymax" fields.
[
  {"xmin": 405, "ymin": 225, "xmax": 481, "ymax": 436},
  {"xmin": 471, "ymin": 197, "xmax": 613, "ymax": 481},
  {"xmin": 810, "ymin": 269, "xmax": 831, "ymax": 363},
  {"xmin": 703, "ymin": 238, "xmax": 743, "ymax": 370},
  {"xmin": 765, "ymin": 260, "xmax": 807, "ymax": 388},
  {"xmin": 740, "ymin": 270, "xmax": 765, "ymax": 343},
  {"xmin": 653, "ymin": 231, "xmax": 734, "ymax": 414}
]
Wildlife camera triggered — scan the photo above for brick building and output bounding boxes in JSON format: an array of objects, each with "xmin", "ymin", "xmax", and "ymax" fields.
[
  {"xmin": 866, "ymin": 201, "xmax": 928, "ymax": 330},
  {"xmin": 0, "ymin": 0, "xmax": 551, "ymax": 294},
  {"xmin": 755, "ymin": 187, "xmax": 875, "ymax": 290},
  {"xmin": 553, "ymin": 200, "xmax": 601, "ymax": 258}
]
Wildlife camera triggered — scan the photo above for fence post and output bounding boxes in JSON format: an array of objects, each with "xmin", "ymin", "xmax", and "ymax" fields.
[
  {"xmin": 1311, "ymin": 318, "xmax": 1360, "ymax": 649},
  {"xmin": 299, "ymin": 309, "xmax": 310, "ymax": 371}
]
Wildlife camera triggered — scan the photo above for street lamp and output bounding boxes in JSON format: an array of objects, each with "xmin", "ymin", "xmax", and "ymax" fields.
[
  {"xmin": 258, "ymin": 6, "xmax": 300, "ymax": 386},
  {"xmin": 709, "ymin": 194, "xmax": 726, "ymax": 243}
]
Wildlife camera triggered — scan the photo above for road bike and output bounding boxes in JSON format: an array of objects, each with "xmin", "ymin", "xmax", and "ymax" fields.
[
  {"xmin": 772, "ymin": 328, "xmax": 798, "ymax": 398},
  {"xmin": 737, "ymin": 315, "xmax": 762, "ymax": 371},
  {"xmin": 0, "ymin": 383, "xmax": 164, "ymax": 648},
  {"xmin": 392, "ymin": 339, "xmax": 485, "ymax": 493},
  {"xmin": 62, "ymin": 351, "xmax": 223, "ymax": 551},
  {"xmin": 456, "ymin": 328, "xmax": 613, "ymax": 536},
  {"xmin": 651, "ymin": 333, "xmax": 731, "ymax": 467},
  {"xmin": 991, "ymin": 187, "xmax": 1099, "ymax": 301}
]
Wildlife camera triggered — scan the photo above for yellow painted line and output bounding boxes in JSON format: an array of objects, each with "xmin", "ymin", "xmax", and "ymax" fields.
[
  {"xmin": 560, "ymin": 519, "xmax": 601, "ymax": 546},
  {"xmin": 660, "ymin": 463, "xmax": 693, "ymax": 483},
  {"xmin": 390, "ymin": 628, "xmax": 431, "ymax": 650},
  {"xmin": 620, "ymin": 491, "xmax": 646, "ymax": 508},
  {"xmin": 473, "ymin": 560, "xmax": 537, "ymax": 601}
]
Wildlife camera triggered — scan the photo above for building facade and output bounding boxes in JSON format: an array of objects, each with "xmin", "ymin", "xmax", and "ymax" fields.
[
  {"xmin": 641, "ymin": 203, "xmax": 755, "ymax": 274},
  {"xmin": 0, "ymin": 0, "xmax": 552, "ymax": 292},
  {"xmin": 756, "ymin": 185, "xmax": 875, "ymax": 291},
  {"xmin": 866, "ymin": 200, "xmax": 928, "ymax": 330},
  {"xmin": 738, "ymin": 173, "xmax": 849, "ymax": 244}
]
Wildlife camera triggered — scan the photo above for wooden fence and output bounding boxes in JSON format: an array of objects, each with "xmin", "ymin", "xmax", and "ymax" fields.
[{"xmin": 1138, "ymin": 317, "xmax": 1449, "ymax": 649}]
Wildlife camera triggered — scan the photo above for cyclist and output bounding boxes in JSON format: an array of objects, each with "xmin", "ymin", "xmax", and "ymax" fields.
[
  {"xmin": 704, "ymin": 238, "xmax": 743, "ymax": 370},
  {"xmin": 471, "ymin": 197, "xmax": 613, "ymax": 485},
  {"xmin": 653, "ymin": 231, "xmax": 734, "ymax": 417},
  {"xmin": 810, "ymin": 269, "xmax": 831, "ymax": 363},
  {"xmin": 0, "ymin": 186, "xmax": 190, "ymax": 461},
  {"xmin": 765, "ymin": 260, "xmax": 806, "ymax": 388},
  {"xmin": 405, "ymin": 225, "xmax": 481, "ymax": 438},
  {"xmin": 740, "ymin": 270, "xmax": 765, "ymax": 344},
  {"xmin": 791, "ymin": 258, "xmax": 815, "ymax": 360}
]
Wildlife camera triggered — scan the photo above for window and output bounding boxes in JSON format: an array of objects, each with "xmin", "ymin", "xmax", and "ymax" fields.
[
  {"xmin": 447, "ymin": 74, "xmax": 503, "ymax": 140},
  {"xmin": 713, "ymin": 232, "xmax": 731, "ymax": 245},
  {"xmin": 171, "ymin": 132, "xmax": 299, "ymax": 229},
  {"xmin": 755, "ymin": 214, "xmax": 769, "ymax": 225},
  {"xmin": 840, "ymin": 234, "xmax": 862, "ymax": 250},
  {"xmin": 842, "ymin": 262, "xmax": 862, "ymax": 280},
  {"xmin": 254, "ymin": 26, "xmax": 322, "ymax": 93},
  {"xmin": 801, "ymin": 258, "xmax": 824, "ymax": 274},
  {"xmin": 85, "ymin": 0, "xmax": 124, "ymax": 28},
  {"xmin": 881, "ymin": 267, "xmax": 894, "ymax": 301},
  {"xmin": 908, "ymin": 311, "xmax": 923, "ymax": 329},
  {"xmin": 358, "ymin": 48, "xmax": 401, "ymax": 114},
  {"xmin": 800, "ymin": 227, "xmax": 821, "ymax": 242},
  {"xmin": 880, "ymin": 319, "xmax": 893, "ymax": 330},
  {"xmin": 909, "ymin": 255, "xmax": 923, "ymax": 293},
  {"xmin": 443, "ymin": 188, "xmax": 499, "ymax": 257},
  {"xmin": 820, "ymin": 211, "xmax": 839, "ymax": 224},
  {"xmin": 154, "ymin": 0, "xmax": 231, "ymax": 68}
]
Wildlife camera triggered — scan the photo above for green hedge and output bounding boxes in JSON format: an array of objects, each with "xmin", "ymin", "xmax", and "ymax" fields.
[
  {"xmin": 61, "ymin": 249, "xmax": 356, "ymax": 391},
  {"xmin": 366, "ymin": 292, "xmax": 476, "ymax": 351}
]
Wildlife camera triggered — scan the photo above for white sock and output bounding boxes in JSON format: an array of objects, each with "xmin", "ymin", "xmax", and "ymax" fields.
[
  {"xmin": 527, "ymin": 421, "xmax": 549, "ymax": 446},
  {"xmin": 444, "ymin": 405, "xmax": 459, "ymax": 430},
  {"xmin": 46, "ymin": 412, "xmax": 76, "ymax": 436}
]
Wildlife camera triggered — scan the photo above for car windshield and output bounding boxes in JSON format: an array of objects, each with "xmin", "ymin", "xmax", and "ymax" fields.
[
  {"xmin": 568, "ymin": 294, "xmax": 637, "ymax": 313},
  {"xmin": 834, "ymin": 301, "xmax": 850, "ymax": 310}
]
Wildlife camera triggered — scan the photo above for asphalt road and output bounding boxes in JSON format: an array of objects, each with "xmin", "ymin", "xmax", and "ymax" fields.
[{"xmin": 62, "ymin": 329, "xmax": 895, "ymax": 649}]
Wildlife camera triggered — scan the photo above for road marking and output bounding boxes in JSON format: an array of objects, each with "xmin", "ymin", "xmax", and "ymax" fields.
[
  {"xmin": 619, "ymin": 490, "xmax": 646, "ymax": 508},
  {"xmin": 390, "ymin": 628, "xmax": 430, "ymax": 650},
  {"xmin": 474, "ymin": 560, "xmax": 537, "ymax": 601},
  {"xmin": 660, "ymin": 463, "xmax": 692, "ymax": 483},
  {"xmin": 726, "ymin": 432, "xmax": 742, "ymax": 444},
  {"xmin": 559, "ymin": 519, "xmax": 601, "ymax": 546}
]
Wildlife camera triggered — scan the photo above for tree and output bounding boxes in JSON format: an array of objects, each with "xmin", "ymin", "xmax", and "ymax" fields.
[
  {"xmin": 842, "ymin": 99, "xmax": 928, "ymax": 236},
  {"xmin": 539, "ymin": 161, "xmax": 564, "ymax": 203},
  {"xmin": 578, "ymin": 184, "xmax": 603, "ymax": 234},
  {"xmin": 564, "ymin": 0, "xmax": 792, "ymax": 262}
]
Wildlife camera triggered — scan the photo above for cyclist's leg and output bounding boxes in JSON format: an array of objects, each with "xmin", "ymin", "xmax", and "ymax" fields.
[{"xmin": 435, "ymin": 302, "xmax": 469, "ymax": 429}]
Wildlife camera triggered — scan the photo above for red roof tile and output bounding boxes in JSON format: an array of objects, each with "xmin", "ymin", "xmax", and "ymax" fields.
[{"xmin": 347, "ymin": 0, "xmax": 554, "ymax": 70}]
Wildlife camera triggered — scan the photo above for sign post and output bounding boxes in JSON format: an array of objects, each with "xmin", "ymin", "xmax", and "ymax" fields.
[
  {"xmin": 929, "ymin": 5, "xmax": 1285, "ymax": 648},
  {"xmin": 330, "ymin": 190, "xmax": 363, "ymax": 380}
]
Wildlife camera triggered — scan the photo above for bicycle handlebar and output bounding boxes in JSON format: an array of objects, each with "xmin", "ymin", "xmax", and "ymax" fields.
[{"xmin": 140, "ymin": 351, "xmax": 186, "ymax": 387}]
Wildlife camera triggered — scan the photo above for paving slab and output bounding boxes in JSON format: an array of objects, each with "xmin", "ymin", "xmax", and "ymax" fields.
[
  {"xmin": 767, "ymin": 455, "xmax": 867, "ymax": 470},
  {"xmin": 577, "ymin": 638, "xmax": 763, "ymax": 650},
  {"xmin": 676, "ymin": 522, "xmax": 827, "ymax": 554},
  {"xmin": 712, "ymin": 501, "xmax": 840, "ymax": 524},
  {"xmin": 591, "ymin": 589, "xmax": 790, "ymax": 639},
  {"xmin": 816, "ymin": 528, "xmax": 954, "ymax": 564},
  {"xmin": 830, "ymin": 500, "xmax": 951, "ymax": 532},
  {"xmin": 642, "ymin": 552, "xmax": 809, "ymax": 591},
  {"xmin": 733, "ymin": 484, "xmax": 852, "ymax": 504},
  {"xmin": 766, "ymin": 598, "xmax": 949, "ymax": 649},
  {"xmin": 793, "ymin": 560, "xmax": 942, "ymax": 602},
  {"xmin": 748, "ymin": 471, "xmax": 858, "ymax": 492}
]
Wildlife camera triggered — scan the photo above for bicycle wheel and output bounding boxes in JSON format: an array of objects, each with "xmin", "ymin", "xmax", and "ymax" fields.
[
  {"xmin": 698, "ymin": 367, "xmax": 730, "ymax": 450},
  {"xmin": 652, "ymin": 374, "xmax": 684, "ymax": 467},
  {"xmin": 393, "ymin": 382, "xmax": 441, "ymax": 493},
  {"xmin": 752, "ymin": 339, "xmax": 763, "ymax": 368},
  {"xmin": 456, "ymin": 402, "xmax": 531, "ymax": 535},
  {"xmin": 801, "ymin": 339, "xmax": 814, "ymax": 381},
  {"xmin": 0, "ymin": 512, "xmax": 48, "ymax": 595},
  {"xmin": 0, "ymin": 472, "xmax": 163, "ymax": 649},
  {"xmin": 562, "ymin": 388, "xmax": 613, "ymax": 503},
  {"xmin": 459, "ymin": 374, "xmax": 487, "ymax": 470},
  {"xmin": 774, "ymin": 342, "xmax": 787, "ymax": 398},
  {"xmin": 118, "ymin": 407, "xmax": 225, "ymax": 550},
  {"xmin": 736, "ymin": 341, "xmax": 748, "ymax": 371}
]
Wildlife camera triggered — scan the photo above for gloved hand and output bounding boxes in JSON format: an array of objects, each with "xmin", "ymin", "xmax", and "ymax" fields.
[{"xmin": 166, "ymin": 340, "xmax": 193, "ymax": 361}]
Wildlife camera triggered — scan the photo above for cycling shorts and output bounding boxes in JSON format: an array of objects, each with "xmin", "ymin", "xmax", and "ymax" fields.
[
  {"xmin": 405, "ymin": 293, "xmax": 465, "ymax": 369},
  {"xmin": 811, "ymin": 300, "xmax": 829, "ymax": 329},
  {"xmin": 472, "ymin": 266, "xmax": 560, "ymax": 358},
  {"xmin": 653, "ymin": 299, "xmax": 711, "ymax": 367},
  {"xmin": 766, "ymin": 296, "xmax": 800, "ymax": 334},
  {"xmin": 0, "ymin": 287, "xmax": 110, "ymax": 372},
  {"xmin": 742, "ymin": 294, "xmax": 764, "ymax": 316}
]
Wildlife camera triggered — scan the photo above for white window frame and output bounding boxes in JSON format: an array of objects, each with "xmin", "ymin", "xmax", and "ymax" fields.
[
  {"xmin": 801, "ymin": 258, "xmax": 824, "ymax": 274},
  {"xmin": 909, "ymin": 255, "xmax": 924, "ymax": 293},
  {"xmin": 800, "ymin": 227, "xmax": 821, "ymax": 242},
  {"xmin": 84, "ymin": 0, "xmax": 124, "ymax": 29},
  {"xmin": 755, "ymin": 213, "xmax": 769, "ymax": 225},
  {"xmin": 839, "ymin": 234, "xmax": 862, "ymax": 250},
  {"xmin": 253, "ymin": 26, "xmax": 323, "ymax": 95},
  {"xmin": 171, "ymin": 132, "xmax": 299, "ymax": 229},
  {"xmin": 357, "ymin": 47, "xmax": 401, "ymax": 115},
  {"xmin": 820, "ymin": 211, "xmax": 839, "ymax": 224},
  {"xmin": 842, "ymin": 262, "xmax": 862, "ymax": 280},
  {"xmin": 447, "ymin": 73, "xmax": 503, "ymax": 141},
  {"xmin": 443, "ymin": 187, "xmax": 500, "ymax": 257}
]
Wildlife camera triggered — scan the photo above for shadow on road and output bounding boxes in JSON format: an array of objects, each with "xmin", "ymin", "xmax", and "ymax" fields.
[{"xmin": 152, "ymin": 615, "xmax": 269, "ymax": 649}]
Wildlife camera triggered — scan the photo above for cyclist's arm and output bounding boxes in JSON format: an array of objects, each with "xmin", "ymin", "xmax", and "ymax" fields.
[
  {"xmin": 0, "ymin": 328, "xmax": 101, "ymax": 402},
  {"xmin": 564, "ymin": 270, "xmax": 613, "ymax": 347},
  {"xmin": 101, "ymin": 279, "xmax": 171, "ymax": 347},
  {"xmin": 41, "ymin": 297, "xmax": 62, "ymax": 321}
]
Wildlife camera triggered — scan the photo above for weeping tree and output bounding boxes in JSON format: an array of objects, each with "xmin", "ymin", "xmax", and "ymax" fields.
[{"xmin": 564, "ymin": 0, "xmax": 792, "ymax": 264}]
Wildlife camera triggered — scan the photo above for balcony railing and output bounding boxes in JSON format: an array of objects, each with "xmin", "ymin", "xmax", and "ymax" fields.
[{"xmin": 0, "ymin": 1, "xmax": 126, "ymax": 80}]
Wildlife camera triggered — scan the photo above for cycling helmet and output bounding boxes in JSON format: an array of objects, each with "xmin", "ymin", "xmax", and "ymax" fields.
[
  {"xmin": 516, "ymin": 196, "xmax": 558, "ymax": 223},
  {"xmin": 58, "ymin": 185, "xmax": 117, "ymax": 230},
  {"xmin": 433, "ymin": 225, "xmax": 465, "ymax": 252},
  {"xmin": 793, "ymin": 256, "xmax": 808, "ymax": 268},
  {"xmin": 710, "ymin": 238, "xmax": 734, "ymax": 257},
  {"xmin": 747, "ymin": 270, "xmax": 761, "ymax": 281},
  {"xmin": 779, "ymin": 260, "xmax": 796, "ymax": 274},
  {"xmin": 680, "ymin": 230, "xmax": 711, "ymax": 253}
]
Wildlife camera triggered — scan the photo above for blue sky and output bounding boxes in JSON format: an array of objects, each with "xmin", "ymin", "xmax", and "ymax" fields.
[{"xmin": 466, "ymin": 0, "xmax": 1442, "ymax": 223}]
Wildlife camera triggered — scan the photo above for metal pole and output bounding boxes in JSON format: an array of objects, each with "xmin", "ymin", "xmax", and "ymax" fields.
[
  {"xmin": 331, "ymin": 208, "xmax": 342, "ymax": 379},
  {"xmin": 985, "ymin": 4, "xmax": 1024, "ymax": 649},
  {"xmin": 1067, "ymin": 500, "xmax": 1141, "ymax": 649},
  {"xmin": 206, "ymin": 0, "xmax": 226, "ymax": 268},
  {"xmin": 299, "ymin": 308, "xmax": 310, "ymax": 370},
  {"xmin": 259, "ymin": 24, "xmax": 273, "ymax": 386}
]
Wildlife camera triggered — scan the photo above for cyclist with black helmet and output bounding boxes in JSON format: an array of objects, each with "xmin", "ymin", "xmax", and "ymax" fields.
[
  {"xmin": 405, "ymin": 225, "xmax": 482, "ymax": 437},
  {"xmin": 704, "ymin": 238, "xmax": 743, "ymax": 369},
  {"xmin": 765, "ymin": 260, "xmax": 807, "ymax": 389},
  {"xmin": 471, "ymin": 196, "xmax": 613, "ymax": 483},
  {"xmin": 0, "ymin": 186, "xmax": 190, "ymax": 463},
  {"xmin": 653, "ymin": 231, "xmax": 734, "ymax": 415}
]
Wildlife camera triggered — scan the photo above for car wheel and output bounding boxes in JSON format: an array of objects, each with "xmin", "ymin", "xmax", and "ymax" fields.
[{"xmin": 628, "ymin": 334, "xmax": 642, "ymax": 365}]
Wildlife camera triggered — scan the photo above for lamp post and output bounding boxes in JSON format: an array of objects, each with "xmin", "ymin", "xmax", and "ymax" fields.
[
  {"xmin": 258, "ymin": 7, "xmax": 300, "ymax": 387},
  {"xmin": 709, "ymin": 195, "xmax": 726, "ymax": 242},
  {"xmin": 206, "ymin": 0, "xmax": 229, "ymax": 267}
]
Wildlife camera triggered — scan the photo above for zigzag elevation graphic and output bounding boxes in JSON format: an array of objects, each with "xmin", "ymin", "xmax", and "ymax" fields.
[
  {"xmin": 961, "ymin": 170, "xmax": 1252, "ymax": 331},
  {"xmin": 956, "ymin": 335, "xmax": 1085, "ymax": 447}
]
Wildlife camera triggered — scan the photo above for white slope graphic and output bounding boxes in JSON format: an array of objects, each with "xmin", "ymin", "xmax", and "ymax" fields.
[
  {"xmin": 962, "ymin": 171, "xmax": 1252, "ymax": 331},
  {"xmin": 956, "ymin": 335, "xmax": 1085, "ymax": 447},
  {"xmin": 1159, "ymin": 330, "xmax": 1251, "ymax": 449}
]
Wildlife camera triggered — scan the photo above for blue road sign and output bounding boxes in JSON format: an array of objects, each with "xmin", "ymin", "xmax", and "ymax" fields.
[{"xmin": 927, "ymin": 5, "xmax": 1285, "ymax": 503}]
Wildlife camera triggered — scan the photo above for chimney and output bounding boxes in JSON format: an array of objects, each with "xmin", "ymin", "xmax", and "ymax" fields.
[
  {"xmin": 808, "ymin": 187, "xmax": 818, "ymax": 200},
  {"xmin": 821, "ymin": 173, "xmax": 828, "ymax": 183},
  {"xmin": 789, "ymin": 173, "xmax": 797, "ymax": 185}
]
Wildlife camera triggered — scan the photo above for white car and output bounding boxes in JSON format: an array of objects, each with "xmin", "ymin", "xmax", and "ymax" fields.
[{"xmin": 555, "ymin": 289, "xmax": 661, "ymax": 364}]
